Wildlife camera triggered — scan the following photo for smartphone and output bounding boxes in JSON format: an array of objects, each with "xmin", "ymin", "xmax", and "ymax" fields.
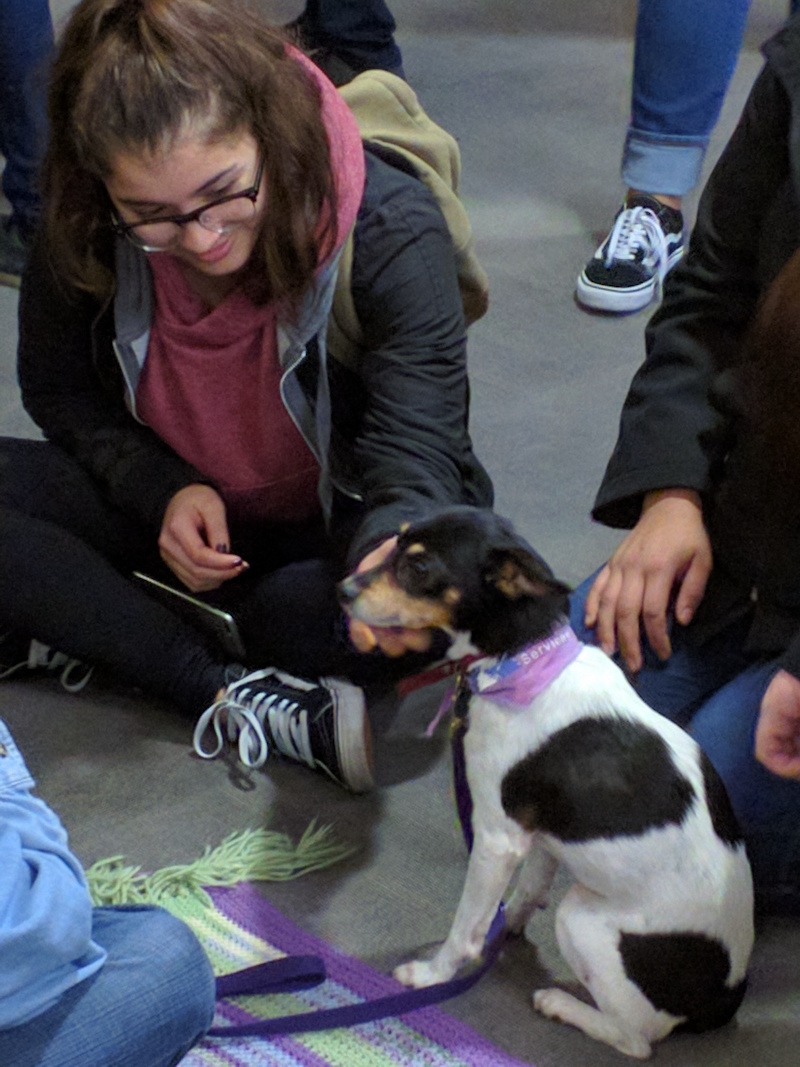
[{"xmin": 132, "ymin": 571, "xmax": 246, "ymax": 661}]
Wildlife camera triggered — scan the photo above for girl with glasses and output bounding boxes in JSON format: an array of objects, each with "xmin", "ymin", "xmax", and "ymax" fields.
[{"xmin": 0, "ymin": 0, "xmax": 493, "ymax": 794}]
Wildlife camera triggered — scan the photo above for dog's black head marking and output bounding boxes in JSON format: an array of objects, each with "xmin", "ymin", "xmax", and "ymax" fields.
[{"xmin": 390, "ymin": 507, "xmax": 572, "ymax": 655}]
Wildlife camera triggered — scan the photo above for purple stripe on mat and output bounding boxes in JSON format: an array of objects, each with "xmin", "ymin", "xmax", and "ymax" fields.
[
  {"xmin": 206, "ymin": 999, "xmax": 332, "ymax": 1067},
  {"xmin": 209, "ymin": 883, "xmax": 532, "ymax": 1067}
]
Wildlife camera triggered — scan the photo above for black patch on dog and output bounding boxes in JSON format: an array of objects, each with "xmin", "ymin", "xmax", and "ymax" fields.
[
  {"xmin": 619, "ymin": 930, "xmax": 747, "ymax": 1031},
  {"xmin": 701, "ymin": 751, "xmax": 744, "ymax": 847},
  {"xmin": 500, "ymin": 717, "xmax": 695, "ymax": 841}
]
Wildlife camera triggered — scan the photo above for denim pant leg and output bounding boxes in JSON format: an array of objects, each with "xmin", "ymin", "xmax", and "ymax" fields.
[
  {"xmin": 689, "ymin": 663, "xmax": 800, "ymax": 913},
  {"xmin": 623, "ymin": 0, "xmax": 752, "ymax": 196},
  {"xmin": 0, "ymin": 907, "xmax": 216, "ymax": 1067},
  {"xmin": 297, "ymin": 0, "xmax": 404, "ymax": 74},
  {"xmin": 0, "ymin": 0, "xmax": 53, "ymax": 232}
]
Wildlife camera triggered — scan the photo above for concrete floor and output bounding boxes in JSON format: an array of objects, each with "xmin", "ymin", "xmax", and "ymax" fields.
[{"xmin": 2, "ymin": 2, "xmax": 799, "ymax": 1065}]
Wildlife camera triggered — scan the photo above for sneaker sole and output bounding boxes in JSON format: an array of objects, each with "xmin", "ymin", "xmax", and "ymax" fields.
[
  {"xmin": 324, "ymin": 677, "xmax": 374, "ymax": 793},
  {"xmin": 575, "ymin": 246, "xmax": 684, "ymax": 314}
]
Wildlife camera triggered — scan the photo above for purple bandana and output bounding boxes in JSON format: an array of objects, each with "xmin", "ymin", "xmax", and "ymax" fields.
[
  {"xmin": 425, "ymin": 624, "xmax": 584, "ymax": 736},
  {"xmin": 468, "ymin": 624, "xmax": 583, "ymax": 707}
]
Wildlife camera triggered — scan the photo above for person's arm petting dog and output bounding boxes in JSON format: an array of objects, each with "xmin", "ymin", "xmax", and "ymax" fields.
[{"xmin": 585, "ymin": 489, "xmax": 712, "ymax": 673}]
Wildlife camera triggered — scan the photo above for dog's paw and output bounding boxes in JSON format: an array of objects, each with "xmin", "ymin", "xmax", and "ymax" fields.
[
  {"xmin": 534, "ymin": 988, "xmax": 652, "ymax": 1059},
  {"xmin": 393, "ymin": 959, "xmax": 444, "ymax": 988},
  {"xmin": 533, "ymin": 987, "xmax": 574, "ymax": 1021}
]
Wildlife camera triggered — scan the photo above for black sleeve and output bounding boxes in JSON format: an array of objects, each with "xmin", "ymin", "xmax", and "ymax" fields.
[
  {"xmin": 592, "ymin": 61, "xmax": 794, "ymax": 530},
  {"xmin": 17, "ymin": 238, "xmax": 208, "ymax": 533},
  {"xmin": 344, "ymin": 154, "xmax": 492, "ymax": 564}
]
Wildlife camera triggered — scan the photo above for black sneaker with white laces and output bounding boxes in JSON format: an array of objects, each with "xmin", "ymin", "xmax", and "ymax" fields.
[
  {"xmin": 576, "ymin": 194, "xmax": 684, "ymax": 314},
  {"xmin": 193, "ymin": 667, "xmax": 374, "ymax": 793}
]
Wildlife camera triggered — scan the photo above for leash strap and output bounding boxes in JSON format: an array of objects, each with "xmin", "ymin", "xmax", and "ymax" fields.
[
  {"xmin": 208, "ymin": 907, "xmax": 506, "ymax": 1037},
  {"xmin": 209, "ymin": 668, "xmax": 507, "ymax": 1038},
  {"xmin": 395, "ymin": 654, "xmax": 480, "ymax": 698},
  {"xmin": 449, "ymin": 677, "xmax": 475, "ymax": 852},
  {"xmin": 214, "ymin": 955, "xmax": 326, "ymax": 998}
]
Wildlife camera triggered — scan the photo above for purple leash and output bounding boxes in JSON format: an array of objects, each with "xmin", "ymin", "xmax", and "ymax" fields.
[{"xmin": 208, "ymin": 667, "xmax": 507, "ymax": 1038}]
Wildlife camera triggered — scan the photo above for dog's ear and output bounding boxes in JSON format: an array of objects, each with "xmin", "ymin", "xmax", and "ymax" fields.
[{"xmin": 485, "ymin": 547, "xmax": 571, "ymax": 601}]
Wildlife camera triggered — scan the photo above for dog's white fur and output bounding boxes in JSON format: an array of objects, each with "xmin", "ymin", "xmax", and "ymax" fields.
[{"xmin": 394, "ymin": 644, "xmax": 754, "ymax": 1059}]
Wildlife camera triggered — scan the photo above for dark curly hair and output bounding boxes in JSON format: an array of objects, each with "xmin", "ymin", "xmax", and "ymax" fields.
[{"xmin": 42, "ymin": 0, "xmax": 338, "ymax": 305}]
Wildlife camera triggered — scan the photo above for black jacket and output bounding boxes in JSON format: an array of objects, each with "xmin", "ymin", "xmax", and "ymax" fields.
[
  {"xmin": 593, "ymin": 16, "xmax": 800, "ymax": 675},
  {"xmin": 17, "ymin": 150, "xmax": 493, "ymax": 568}
]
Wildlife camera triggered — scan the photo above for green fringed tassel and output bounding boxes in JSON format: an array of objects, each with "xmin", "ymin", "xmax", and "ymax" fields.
[{"xmin": 85, "ymin": 822, "xmax": 354, "ymax": 908}]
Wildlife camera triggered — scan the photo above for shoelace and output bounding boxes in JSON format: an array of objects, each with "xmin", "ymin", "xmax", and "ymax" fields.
[
  {"xmin": 193, "ymin": 676, "xmax": 315, "ymax": 770},
  {"xmin": 603, "ymin": 205, "xmax": 671, "ymax": 294},
  {"xmin": 0, "ymin": 638, "xmax": 93, "ymax": 693}
]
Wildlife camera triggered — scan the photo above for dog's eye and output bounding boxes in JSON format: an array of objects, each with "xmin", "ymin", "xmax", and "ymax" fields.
[
  {"xmin": 398, "ymin": 551, "xmax": 430, "ymax": 581},
  {"xmin": 405, "ymin": 553, "xmax": 429, "ymax": 576}
]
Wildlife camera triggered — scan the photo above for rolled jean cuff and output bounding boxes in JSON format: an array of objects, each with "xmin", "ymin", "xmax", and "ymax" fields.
[{"xmin": 621, "ymin": 128, "xmax": 708, "ymax": 199}]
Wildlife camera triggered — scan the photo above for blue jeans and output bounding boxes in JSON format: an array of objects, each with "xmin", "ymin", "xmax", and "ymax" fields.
[
  {"xmin": 624, "ymin": 1, "xmax": 799, "ymax": 197},
  {"xmin": 570, "ymin": 576, "xmax": 800, "ymax": 914},
  {"xmin": 297, "ymin": 0, "xmax": 404, "ymax": 75},
  {"xmin": 0, "ymin": 906, "xmax": 216, "ymax": 1067},
  {"xmin": 0, "ymin": 0, "xmax": 53, "ymax": 234}
]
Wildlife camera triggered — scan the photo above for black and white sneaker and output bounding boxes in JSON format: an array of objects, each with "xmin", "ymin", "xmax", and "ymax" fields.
[
  {"xmin": 193, "ymin": 667, "xmax": 373, "ymax": 793},
  {"xmin": 576, "ymin": 195, "xmax": 684, "ymax": 314},
  {"xmin": 0, "ymin": 633, "xmax": 93, "ymax": 692}
]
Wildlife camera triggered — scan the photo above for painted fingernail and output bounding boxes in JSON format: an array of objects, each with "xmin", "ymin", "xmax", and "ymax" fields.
[{"xmin": 216, "ymin": 543, "xmax": 229, "ymax": 554}]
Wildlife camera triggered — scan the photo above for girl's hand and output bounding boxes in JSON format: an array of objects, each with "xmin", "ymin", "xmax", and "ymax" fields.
[
  {"xmin": 585, "ymin": 489, "xmax": 712, "ymax": 672},
  {"xmin": 159, "ymin": 484, "xmax": 248, "ymax": 592},
  {"xmin": 755, "ymin": 670, "xmax": 800, "ymax": 780},
  {"xmin": 347, "ymin": 537, "xmax": 433, "ymax": 658}
]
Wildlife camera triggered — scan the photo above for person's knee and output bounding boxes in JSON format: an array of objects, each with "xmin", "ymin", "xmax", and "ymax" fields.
[
  {"xmin": 140, "ymin": 908, "xmax": 216, "ymax": 1029},
  {"xmin": 100, "ymin": 906, "xmax": 216, "ymax": 1045}
]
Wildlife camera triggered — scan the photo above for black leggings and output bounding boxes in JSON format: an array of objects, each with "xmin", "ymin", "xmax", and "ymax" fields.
[{"xmin": 0, "ymin": 438, "xmax": 432, "ymax": 715}]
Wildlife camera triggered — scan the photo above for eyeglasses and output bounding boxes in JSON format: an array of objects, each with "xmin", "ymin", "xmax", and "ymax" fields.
[{"xmin": 111, "ymin": 154, "xmax": 265, "ymax": 251}]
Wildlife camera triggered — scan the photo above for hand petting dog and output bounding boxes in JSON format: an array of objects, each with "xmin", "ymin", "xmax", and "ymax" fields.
[{"xmin": 348, "ymin": 536, "xmax": 433, "ymax": 658}]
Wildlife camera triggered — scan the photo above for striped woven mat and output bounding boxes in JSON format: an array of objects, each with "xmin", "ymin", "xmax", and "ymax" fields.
[{"xmin": 171, "ymin": 881, "xmax": 534, "ymax": 1067}]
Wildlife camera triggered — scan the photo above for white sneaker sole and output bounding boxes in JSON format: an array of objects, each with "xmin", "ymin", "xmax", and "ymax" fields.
[
  {"xmin": 324, "ymin": 677, "xmax": 374, "ymax": 793},
  {"xmin": 575, "ymin": 245, "xmax": 684, "ymax": 314}
]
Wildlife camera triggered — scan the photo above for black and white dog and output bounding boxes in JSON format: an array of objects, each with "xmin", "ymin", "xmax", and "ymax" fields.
[{"xmin": 340, "ymin": 507, "xmax": 754, "ymax": 1059}]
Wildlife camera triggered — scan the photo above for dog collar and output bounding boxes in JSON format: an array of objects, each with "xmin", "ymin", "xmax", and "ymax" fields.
[{"xmin": 468, "ymin": 624, "xmax": 583, "ymax": 707}]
